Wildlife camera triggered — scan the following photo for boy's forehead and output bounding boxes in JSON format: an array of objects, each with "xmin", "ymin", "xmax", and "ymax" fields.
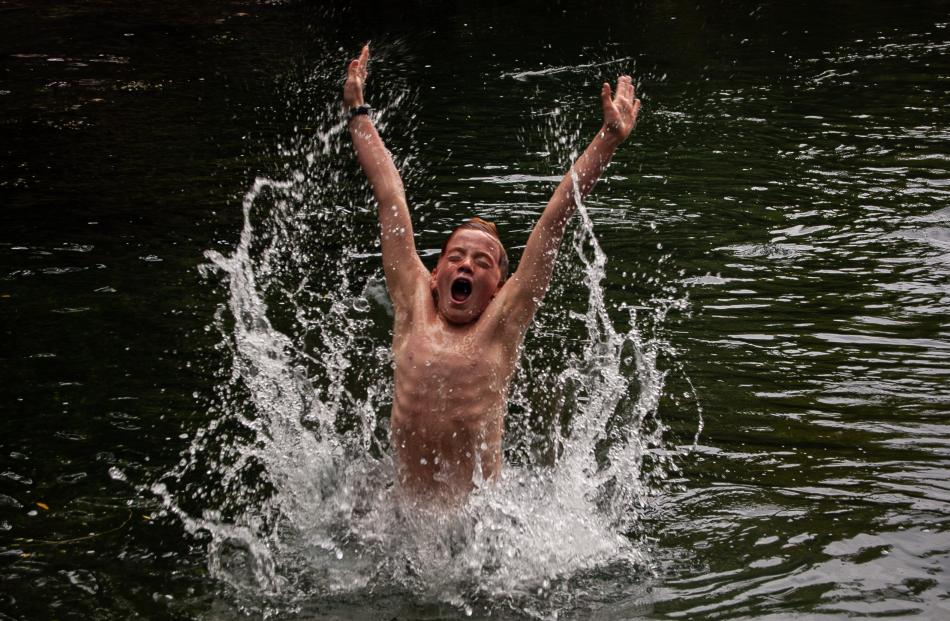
[{"xmin": 445, "ymin": 228, "xmax": 500, "ymax": 253}]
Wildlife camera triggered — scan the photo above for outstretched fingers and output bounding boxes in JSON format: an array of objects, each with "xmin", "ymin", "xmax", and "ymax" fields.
[
  {"xmin": 615, "ymin": 75, "xmax": 633, "ymax": 103},
  {"xmin": 601, "ymin": 82, "xmax": 613, "ymax": 113},
  {"xmin": 358, "ymin": 44, "xmax": 369, "ymax": 77},
  {"xmin": 343, "ymin": 44, "xmax": 370, "ymax": 108},
  {"xmin": 347, "ymin": 45, "xmax": 369, "ymax": 79}
]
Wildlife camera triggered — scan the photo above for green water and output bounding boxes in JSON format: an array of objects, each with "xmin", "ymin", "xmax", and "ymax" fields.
[{"xmin": 1, "ymin": 1, "xmax": 948, "ymax": 619}]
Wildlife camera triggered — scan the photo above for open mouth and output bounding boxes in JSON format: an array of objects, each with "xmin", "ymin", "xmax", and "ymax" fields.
[{"xmin": 450, "ymin": 277, "xmax": 472, "ymax": 303}]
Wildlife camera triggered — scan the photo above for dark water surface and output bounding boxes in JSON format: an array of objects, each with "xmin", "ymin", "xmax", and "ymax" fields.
[{"xmin": 2, "ymin": 1, "xmax": 949, "ymax": 619}]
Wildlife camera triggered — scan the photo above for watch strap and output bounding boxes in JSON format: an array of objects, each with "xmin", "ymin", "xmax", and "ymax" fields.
[{"xmin": 347, "ymin": 104, "xmax": 372, "ymax": 120}]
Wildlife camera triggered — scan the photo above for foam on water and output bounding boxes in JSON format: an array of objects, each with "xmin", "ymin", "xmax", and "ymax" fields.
[{"xmin": 150, "ymin": 60, "xmax": 684, "ymax": 617}]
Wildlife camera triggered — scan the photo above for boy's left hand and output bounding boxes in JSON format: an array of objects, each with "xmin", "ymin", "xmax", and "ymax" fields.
[{"xmin": 601, "ymin": 75, "xmax": 641, "ymax": 143}]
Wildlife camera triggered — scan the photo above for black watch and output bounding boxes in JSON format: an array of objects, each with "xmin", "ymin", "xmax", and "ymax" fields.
[{"xmin": 347, "ymin": 104, "xmax": 372, "ymax": 121}]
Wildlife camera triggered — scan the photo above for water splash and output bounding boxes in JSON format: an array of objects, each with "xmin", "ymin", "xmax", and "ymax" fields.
[
  {"xmin": 151, "ymin": 62, "xmax": 684, "ymax": 618},
  {"xmin": 503, "ymin": 57, "xmax": 635, "ymax": 82}
]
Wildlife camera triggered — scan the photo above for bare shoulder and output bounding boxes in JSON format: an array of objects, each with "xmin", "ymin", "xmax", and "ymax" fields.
[
  {"xmin": 390, "ymin": 272, "xmax": 433, "ymax": 337},
  {"xmin": 477, "ymin": 277, "xmax": 534, "ymax": 350},
  {"xmin": 388, "ymin": 260, "xmax": 430, "ymax": 318}
]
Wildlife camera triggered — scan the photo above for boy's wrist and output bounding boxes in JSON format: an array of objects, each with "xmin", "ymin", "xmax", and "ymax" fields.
[
  {"xmin": 347, "ymin": 104, "xmax": 372, "ymax": 120},
  {"xmin": 347, "ymin": 108, "xmax": 374, "ymax": 131},
  {"xmin": 598, "ymin": 125, "xmax": 624, "ymax": 148}
]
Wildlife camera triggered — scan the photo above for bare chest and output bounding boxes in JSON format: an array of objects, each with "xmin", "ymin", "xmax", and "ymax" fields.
[{"xmin": 395, "ymin": 332, "xmax": 505, "ymax": 395}]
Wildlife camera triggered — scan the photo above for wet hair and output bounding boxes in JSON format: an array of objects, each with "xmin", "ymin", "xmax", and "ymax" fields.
[{"xmin": 440, "ymin": 217, "xmax": 509, "ymax": 281}]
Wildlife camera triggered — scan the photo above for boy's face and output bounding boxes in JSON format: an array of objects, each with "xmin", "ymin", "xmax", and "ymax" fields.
[{"xmin": 429, "ymin": 228, "xmax": 505, "ymax": 325}]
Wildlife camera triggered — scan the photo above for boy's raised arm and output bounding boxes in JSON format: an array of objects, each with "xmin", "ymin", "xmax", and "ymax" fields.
[
  {"xmin": 499, "ymin": 76, "xmax": 641, "ymax": 329},
  {"xmin": 345, "ymin": 45, "xmax": 427, "ymax": 310}
]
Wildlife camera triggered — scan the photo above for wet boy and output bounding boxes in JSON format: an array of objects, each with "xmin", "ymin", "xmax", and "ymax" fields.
[{"xmin": 344, "ymin": 45, "xmax": 640, "ymax": 501}]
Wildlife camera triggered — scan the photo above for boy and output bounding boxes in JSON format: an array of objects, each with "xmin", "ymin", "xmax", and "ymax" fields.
[{"xmin": 344, "ymin": 45, "xmax": 640, "ymax": 501}]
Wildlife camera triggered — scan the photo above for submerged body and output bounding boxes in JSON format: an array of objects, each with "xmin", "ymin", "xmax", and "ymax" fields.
[{"xmin": 344, "ymin": 44, "xmax": 640, "ymax": 502}]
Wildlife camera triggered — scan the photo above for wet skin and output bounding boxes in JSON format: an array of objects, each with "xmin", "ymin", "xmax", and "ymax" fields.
[
  {"xmin": 345, "ymin": 44, "xmax": 639, "ymax": 503},
  {"xmin": 391, "ymin": 228, "xmax": 514, "ymax": 499}
]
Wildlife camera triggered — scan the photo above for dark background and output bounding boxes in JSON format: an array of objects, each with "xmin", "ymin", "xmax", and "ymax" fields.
[{"xmin": 1, "ymin": 1, "xmax": 948, "ymax": 619}]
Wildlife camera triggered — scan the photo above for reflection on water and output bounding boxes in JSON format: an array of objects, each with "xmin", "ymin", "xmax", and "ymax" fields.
[
  {"xmin": 646, "ymin": 20, "xmax": 950, "ymax": 617},
  {"xmin": 0, "ymin": 1, "xmax": 948, "ymax": 619}
]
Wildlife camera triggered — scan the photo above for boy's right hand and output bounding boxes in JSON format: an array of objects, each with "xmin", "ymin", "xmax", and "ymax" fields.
[{"xmin": 344, "ymin": 44, "xmax": 369, "ymax": 109}]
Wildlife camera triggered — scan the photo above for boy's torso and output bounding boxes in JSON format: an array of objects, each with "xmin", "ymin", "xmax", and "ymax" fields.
[{"xmin": 389, "ymin": 293, "xmax": 521, "ymax": 499}]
